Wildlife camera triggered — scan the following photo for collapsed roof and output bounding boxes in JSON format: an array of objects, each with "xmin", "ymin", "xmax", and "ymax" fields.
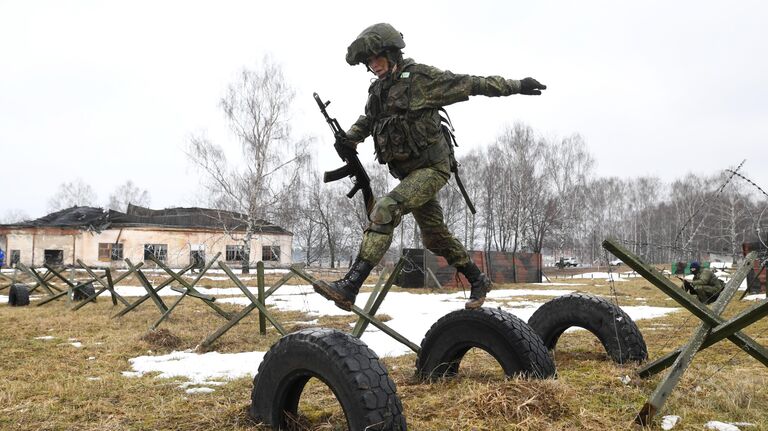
[{"xmin": 1, "ymin": 204, "xmax": 291, "ymax": 235}]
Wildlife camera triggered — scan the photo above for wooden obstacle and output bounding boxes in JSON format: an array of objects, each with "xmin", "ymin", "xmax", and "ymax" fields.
[{"xmin": 602, "ymin": 239, "xmax": 768, "ymax": 426}]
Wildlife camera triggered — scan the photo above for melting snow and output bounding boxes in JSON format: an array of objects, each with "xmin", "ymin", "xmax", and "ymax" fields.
[
  {"xmin": 185, "ymin": 387, "xmax": 215, "ymax": 394},
  {"xmin": 661, "ymin": 415, "xmax": 680, "ymax": 429},
  {"xmin": 125, "ymin": 287, "xmax": 679, "ymax": 382},
  {"xmin": 127, "ymin": 350, "xmax": 264, "ymax": 383},
  {"xmin": 704, "ymin": 421, "xmax": 743, "ymax": 431},
  {"xmin": 34, "ymin": 336, "xmax": 55, "ymax": 340}
]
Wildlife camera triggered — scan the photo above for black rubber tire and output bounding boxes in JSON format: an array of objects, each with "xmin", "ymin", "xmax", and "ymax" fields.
[
  {"xmin": 528, "ymin": 293, "xmax": 648, "ymax": 364},
  {"xmin": 250, "ymin": 328, "xmax": 406, "ymax": 430},
  {"xmin": 72, "ymin": 282, "xmax": 96, "ymax": 301},
  {"xmin": 416, "ymin": 308, "xmax": 556, "ymax": 380},
  {"xmin": 9, "ymin": 283, "xmax": 30, "ymax": 306}
]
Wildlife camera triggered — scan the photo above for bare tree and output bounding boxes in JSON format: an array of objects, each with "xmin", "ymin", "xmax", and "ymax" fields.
[
  {"xmin": 47, "ymin": 178, "xmax": 97, "ymax": 212},
  {"xmin": 187, "ymin": 57, "xmax": 309, "ymax": 272},
  {"xmin": 0, "ymin": 209, "xmax": 30, "ymax": 224},
  {"xmin": 107, "ymin": 180, "xmax": 151, "ymax": 212}
]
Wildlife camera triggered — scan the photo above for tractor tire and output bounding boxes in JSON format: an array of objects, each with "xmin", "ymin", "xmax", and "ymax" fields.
[
  {"xmin": 250, "ymin": 328, "xmax": 406, "ymax": 431},
  {"xmin": 528, "ymin": 293, "xmax": 648, "ymax": 364},
  {"xmin": 72, "ymin": 282, "xmax": 96, "ymax": 301},
  {"xmin": 416, "ymin": 308, "xmax": 556, "ymax": 380},
  {"xmin": 9, "ymin": 283, "xmax": 30, "ymax": 306}
]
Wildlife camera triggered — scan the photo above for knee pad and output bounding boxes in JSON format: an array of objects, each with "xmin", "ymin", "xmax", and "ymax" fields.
[{"xmin": 367, "ymin": 195, "xmax": 403, "ymax": 234}]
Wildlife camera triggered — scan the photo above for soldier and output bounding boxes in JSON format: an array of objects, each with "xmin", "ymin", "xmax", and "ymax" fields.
[
  {"xmin": 313, "ymin": 23, "xmax": 546, "ymax": 311},
  {"xmin": 686, "ymin": 261, "xmax": 725, "ymax": 304}
]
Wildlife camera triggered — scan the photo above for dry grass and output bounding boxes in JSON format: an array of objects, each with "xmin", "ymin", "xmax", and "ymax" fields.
[{"xmin": 1, "ymin": 269, "xmax": 767, "ymax": 430}]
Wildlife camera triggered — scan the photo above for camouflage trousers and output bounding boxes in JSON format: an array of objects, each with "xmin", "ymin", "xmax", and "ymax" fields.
[
  {"xmin": 358, "ymin": 162, "xmax": 471, "ymax": 267},
  {"xmin": 692, "ymin": 283, "xmax": 722, "ymax": 303}
]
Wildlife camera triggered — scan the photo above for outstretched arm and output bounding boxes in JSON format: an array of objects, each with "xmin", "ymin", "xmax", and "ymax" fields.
[{"xmin": 409, "ymin": 65, "xmax": 546, "ymax": 109}]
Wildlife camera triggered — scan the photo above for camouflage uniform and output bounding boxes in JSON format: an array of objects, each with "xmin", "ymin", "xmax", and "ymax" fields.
[
  {"xmin": 690, "ymin": 267, "xmax": 725, "ymax": 304},
  {"xmin": 346, "ymin": 58, "xmax": 523, "ymax": 267},
  {"xmin": 312, "ymin": 23, "xmax": 545, "ymax": 312}
]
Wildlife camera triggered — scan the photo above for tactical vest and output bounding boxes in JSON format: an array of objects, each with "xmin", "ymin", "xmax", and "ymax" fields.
[{"xmin": 367, "ymin": 62, "xmax": 450, "ymax": 178}]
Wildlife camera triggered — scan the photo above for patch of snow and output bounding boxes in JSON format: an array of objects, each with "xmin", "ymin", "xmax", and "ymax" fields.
[
  {"xmin": 127, "ymin": 350, "xmax": 265, "ymax": 383},
  {"xmin": 620, "ymin": 375, "xmax": 631, "ymax": 385},
  {"xmin": 87, "ymin": 356, "xmax": 96, "ymax": 360},
  {"xmin": 661, "ymin": 415, "xmax": 680, "ymax": 430},
  {"xmin": 185, "ymin": 387, "xmax": 215, "ymax": 394},
  {"xmin": 704, "ymin": 421, "xmax": 741, "ymax": 431},
  {"xmin": 86, "ymin": 377, "xmax": 102, "ymax": 381},
  {"xmin": 743, "ymin": 294, "xmax": 766, "ymax": 302},
  {"xmin": 0, "ymin": 295, "xmax": 7, "ymax": 302},
  {"xmin": 532, "ymin": 282, "xmax": 587, "ymax": 286},
  {"xmin": 569, "ymin": 272, "xmax": 639, "ymax": 280},
  {"xmin": 70, "ymin": 342, "xmax": 83, "ymax": 348},
  {"xmin": 34, "ymin": 336, "xmax": 55, "ymax": 340},
  {"xmin": 122, "ymin": 371, "xmax": 142, "ymax": 378}
]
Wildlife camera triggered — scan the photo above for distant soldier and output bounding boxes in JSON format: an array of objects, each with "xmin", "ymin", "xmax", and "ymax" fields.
[
  {"xmin": 313, "ymin": 23, "xmax": 546, "ymax": 311},
  {"xmin": 684, "ymin": 261, "xmax": 725, "ymax": 304}
]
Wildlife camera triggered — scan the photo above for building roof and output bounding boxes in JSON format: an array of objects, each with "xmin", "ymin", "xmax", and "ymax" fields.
[{"xmin": 1, "ymin": 205, "xmax": 291, "ymax": 235}]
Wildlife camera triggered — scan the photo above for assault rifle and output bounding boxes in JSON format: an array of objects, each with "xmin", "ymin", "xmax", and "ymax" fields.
[
  {"xmin": 675, "ymin": 276, "xmax": 696, "ymax": 295},
  {"xmin": 313, "ymin": 92, "xmax": 374, "ymax": 219}
]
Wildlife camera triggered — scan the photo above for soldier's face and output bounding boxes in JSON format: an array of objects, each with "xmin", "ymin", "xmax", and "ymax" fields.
[{"xmin": 367, "ymin": 55, "xmax": 389, "ymax": 79}]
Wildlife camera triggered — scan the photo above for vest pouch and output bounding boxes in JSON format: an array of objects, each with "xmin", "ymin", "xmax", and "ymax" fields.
[{"xmin": 374, "ymin": 116, "xmax": 416, "ymax": 162}]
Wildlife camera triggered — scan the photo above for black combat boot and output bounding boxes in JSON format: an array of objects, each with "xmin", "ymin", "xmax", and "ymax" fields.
[
  {"xmin": 457, "ymin": 261, "xmax": 492, "ymax": 309},
  {"xmin": 313, "ymin": 257, "xmax": 374, "ymax": 311}
]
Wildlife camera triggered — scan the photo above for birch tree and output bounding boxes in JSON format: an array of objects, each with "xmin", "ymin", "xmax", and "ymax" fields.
[{"xmin": 187, "ymin": 57, "xmax": 309, "ymax": 272}]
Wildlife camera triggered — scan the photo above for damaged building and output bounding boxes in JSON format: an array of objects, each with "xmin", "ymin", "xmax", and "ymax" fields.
[{"xmin": 0, "ymin": 204, "xmax": 293, "ymax": 268}]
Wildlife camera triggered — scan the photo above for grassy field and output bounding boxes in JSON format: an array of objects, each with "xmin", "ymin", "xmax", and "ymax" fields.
[{"xmin": 1, "ymin": 268, "xmax": 767, "ymax": 430}]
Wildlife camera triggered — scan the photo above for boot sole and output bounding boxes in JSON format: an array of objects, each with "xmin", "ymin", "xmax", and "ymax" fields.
[
  {"xmin": 312, "ymin": 281, "xmax": 353, "ymax": 312},
  {"xmin": 464, "ymin": 298, "xmax": 485, "ymax": 309}
]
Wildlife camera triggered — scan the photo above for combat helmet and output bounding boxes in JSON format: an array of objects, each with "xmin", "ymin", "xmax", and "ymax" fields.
[{"xmin": 346, "ymin": 23, "xmax": 405, "ymax": 66}]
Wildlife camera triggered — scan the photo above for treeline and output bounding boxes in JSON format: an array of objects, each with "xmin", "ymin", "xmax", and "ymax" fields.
[{"xmin": 276, "ymin": 123, "xmax": 766, "ymax": 267}]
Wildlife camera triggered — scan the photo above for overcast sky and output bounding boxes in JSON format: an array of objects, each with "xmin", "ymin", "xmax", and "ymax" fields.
[{"xmin": 1, "ymin": 0, "xmax": 766, "ymax": 220}]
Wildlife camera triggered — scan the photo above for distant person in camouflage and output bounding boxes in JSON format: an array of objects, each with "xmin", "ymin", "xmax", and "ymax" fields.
[
  {"xmin": 313, "ymin": 23, "xmax": 546, "ymax": 311},
  {"xmin": 686, "ymin": 261, "xmax": 725, "ymax": 304}
]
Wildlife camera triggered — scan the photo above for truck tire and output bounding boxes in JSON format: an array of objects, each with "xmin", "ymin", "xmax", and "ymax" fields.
[
  {"xmin": 250, "ymin": 328, "xmax": 406, "ymax": 431},
  {"xmin": 416, "ymin": 308, "xmax": 556, "ymax": 380},
  {"xmin": 9, "ymin": 283, "xmax": 30, "ymax": 306},
  {"xmin": 528, "ymin": 293, "xmax": 647, "ymax": 364},
  {"xmin": 72, "ymin": 282, "xmax": 96, "ymax": 301}
]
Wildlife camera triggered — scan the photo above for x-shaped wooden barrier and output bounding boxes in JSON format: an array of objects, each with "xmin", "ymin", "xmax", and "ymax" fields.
[
  {"xmin": 15, "ymin": 263, "xmax": 67, "ymax": 306},
  {"xmin": 146, "ymin": 252, "xmax": 233, "ymax": 330},
  {"xmin": 0, "ymin": 268, "xmax": 54, "ymax": 293},
  {"xmin": 112, "ymin": 261, "xmax": 195, "ymax": 319},
  {"xmin": 197, "ymin": 261, "xmax": 289, "ymax": 349},
  {"xmin": 290, "ymin": 258, "xmax": 420, "ymax": 353},
  {"xmin": 197, "ymin": 258, "xmax": 411, "ymax": 351},
  {"xmin": 602, "ymin": 239, "xmax": 768, "ymax": 426},
  {"xmin": 69, "ymin": 259, "xmax": 137, "ymax": 310}
]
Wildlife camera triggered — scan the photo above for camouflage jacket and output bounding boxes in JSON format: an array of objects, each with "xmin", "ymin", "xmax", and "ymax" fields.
[
  {"xmin": 346, "ymin": 58, "xmax": 521, "ymax": 178},
  {"xmin": 691, "ymin": 268, "xmax": 724, "ymax": 288}
]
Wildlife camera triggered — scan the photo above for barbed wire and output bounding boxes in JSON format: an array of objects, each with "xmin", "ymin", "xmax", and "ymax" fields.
[{"xmin": 674, "ymin": 160, "xmax": 745, "ymax": 251}]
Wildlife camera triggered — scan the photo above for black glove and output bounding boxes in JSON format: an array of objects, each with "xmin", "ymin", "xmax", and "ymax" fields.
[{"xmin": 520, "ymin": 77, "xmax": 546, "ymax": 95}]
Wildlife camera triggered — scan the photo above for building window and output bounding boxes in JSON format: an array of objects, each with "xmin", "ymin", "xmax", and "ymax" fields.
[
  {"xmin": 98, "ymin": 243, "xmax": 124, "ymax": 261},
  {"xmin": 226, "ymin": 245, "xmax": 245, "ymax": 262},
  {"xmin": 10, "ymin": 250, "xmax": 20, "ymax": 267},
  {"xmin": 44, "ymin": 249, "xmax": 64, "ymax": 266},
  {"xmin": 144, "ymin": 244, "xmax": 168, "ymax": 262},
  {"xmin": 262, "ymin": 245, "xmax": 280, "ymax": 262}
]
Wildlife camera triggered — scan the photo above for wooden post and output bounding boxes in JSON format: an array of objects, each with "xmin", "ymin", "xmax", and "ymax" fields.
[
  {"xmin": 353, "ymin": 258, "xmax": 406, "ymax": 337},
  {"xmin": 290, "ymin": 264, "xmax": 419, "ymax": 353},
  {"xmin": 257, "ymin": 261, "xmax": 266, "ymax": 336}
]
